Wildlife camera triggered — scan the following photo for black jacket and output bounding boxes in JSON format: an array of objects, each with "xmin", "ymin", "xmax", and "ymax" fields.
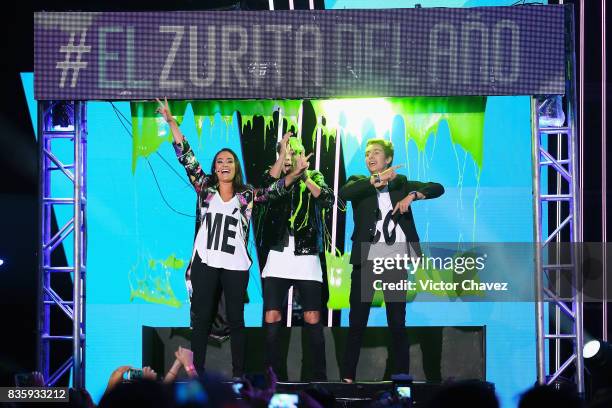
[
  {"xmin": 339, "ymin": 174, "xmax": 444, "ymax": 265},
  {"xmin": 257, "ymin": 169, "xmax": 335, "ymax": 255}
]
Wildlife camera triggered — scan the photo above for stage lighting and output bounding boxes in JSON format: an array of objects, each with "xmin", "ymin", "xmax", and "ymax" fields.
[
  {"xmin": 0, "ymin": 258, "xmax": 4, "ymax": 266},
  {"xmin": 51, "ymin": 101, "xmax": 74, "ymax": 130},
  {"xmin": 584, "ymin": 339, "xmax": 611, "ymax": 368},
  {"xmin": 583, "ymin": 339, "xmax": 612, "ymax": 396},
  {"xmin": 584, "ymin": 340, "xmax": 601, "ymax": 359}
]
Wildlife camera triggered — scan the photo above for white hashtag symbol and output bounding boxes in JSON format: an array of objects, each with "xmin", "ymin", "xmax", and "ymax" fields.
[{"xmin": 56, "ymin": 30, "xmax": 91, "ymax": 88}]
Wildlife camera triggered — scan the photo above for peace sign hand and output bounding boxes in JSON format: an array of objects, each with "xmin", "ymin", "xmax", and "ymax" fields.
[
  {"xmin": 155, "ymin": 97, "xmax": 174, "ymax": 124},
  {"xmin": 292, "ymin": 152, "xmax": 313, "ymax": 178},
  {"xmin": 279, "ymin": 131, "xmax": 292, "ymax": 156}
]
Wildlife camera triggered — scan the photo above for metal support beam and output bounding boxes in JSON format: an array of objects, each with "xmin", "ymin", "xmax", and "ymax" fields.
[
  {"xmin": 533, "ymin": 4, "xmax": 584, "ymax": 394},
  {"xmin": 38, "ymin": 101, "xmax": 87, "ymax": 388}
]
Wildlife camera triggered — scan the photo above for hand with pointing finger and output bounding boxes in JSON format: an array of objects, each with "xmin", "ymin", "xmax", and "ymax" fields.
[
  {"xmin": 392, "ymin": 194, "xmax": 414, "ymax": 215},
  {"xmin": 372, "ymin": 164, "xmax": 403, "ymax": 188},
  {"xmin": 393, "ymin": 191, "xmax": 424, "ymax": 215},
  {"xmin": 380, "ymin": 164, "xmax": 403, "ymax": 183}
]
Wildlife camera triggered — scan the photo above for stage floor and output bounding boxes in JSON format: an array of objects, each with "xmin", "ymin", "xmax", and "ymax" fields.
[{"xmin": 144, "ymin": 326, "xmax": 486, "ymax": 383}]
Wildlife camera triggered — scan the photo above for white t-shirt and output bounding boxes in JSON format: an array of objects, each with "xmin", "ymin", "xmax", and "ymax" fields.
[
  {"xmin": 368, "ymin": 187, "xmax": 420, "ymax": 261},
  {"xmin": 193, "ymin": 193, "xmax": 251, "ymax": 271},
  {"xmin": 374, "ymin": 187, "xmax": 407, "ymax": 244},
  {"xmin": 261, "ymin": 236, "xmax": 323, "ymax": 282}
]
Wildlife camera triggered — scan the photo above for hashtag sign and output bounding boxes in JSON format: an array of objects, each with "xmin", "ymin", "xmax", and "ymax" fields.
[{"xmin": 56, "ymin": 30, "xmax": 91, "ymax": 88}]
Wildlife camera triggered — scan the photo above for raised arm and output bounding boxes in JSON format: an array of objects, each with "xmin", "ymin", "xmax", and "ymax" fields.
[
  {"xmin": 252, "ymin": 177, "xmax": 290, "ymax": 203},
  {"xmin": 268, "ymin": 131, "xmax": 292, "ymax": 179},
  {"xmin": 339, "ymin": 165, "xmax": 403, "ymax": 201},
  {"xmin": 253, "ymin": 152, "xmax": 312, "ymax": 203},
  {"xmin": 288, "ymin": 152, "xmax": 334, "ymax": 206},
  {"xmin": 156, "ymin": 98, "xmax": 210, "ymax": 193}
]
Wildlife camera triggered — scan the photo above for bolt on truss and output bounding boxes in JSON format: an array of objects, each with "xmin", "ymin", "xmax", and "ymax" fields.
[{"xmin": 37, "ymin": 101, "xmax": 87, "ymax": 388}]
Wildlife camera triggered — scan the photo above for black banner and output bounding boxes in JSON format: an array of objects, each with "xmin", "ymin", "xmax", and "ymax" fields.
[{"xmin": 34, "ymin": 6, "xmax": 566, "ymax": 100}]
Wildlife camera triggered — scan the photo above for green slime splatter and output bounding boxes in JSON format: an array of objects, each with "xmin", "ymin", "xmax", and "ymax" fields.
[
  {"xmin": 130, "ymin": 97, "xmax": 487, "ymax": 309},
  {"xmin": 129, "ymin": 253, "xmax": 186, "ymax": 308},
  {"xmin": 131, "ymin": 97, "xmax": 485, "ymax": 170}
]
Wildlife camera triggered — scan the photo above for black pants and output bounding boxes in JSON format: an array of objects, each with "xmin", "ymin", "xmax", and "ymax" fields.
[
  {"xmin": 341, "ymin": 262, "xmax": 410, "ymax": 380},
  {"xmin": 263, "ymin": 277, "xmax": 327, "ymax": 381},
  {"xmin": 190, "ymin": 252, "xmax": 249, "ymax": 377}
]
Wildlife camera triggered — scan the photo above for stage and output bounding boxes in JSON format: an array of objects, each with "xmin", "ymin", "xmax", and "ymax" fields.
[
  {"xmin": 24, "ymin": 2, "xmax": 598, "ymax": 407},
  {"xmin": 143, "ymin": 326, "xmax": 486, "ymax": 383}
]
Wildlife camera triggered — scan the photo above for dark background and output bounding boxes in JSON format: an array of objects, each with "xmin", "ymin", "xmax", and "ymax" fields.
[{"xmin": 0, "ymin": 0, "xmax": 609, "ymax": 388}]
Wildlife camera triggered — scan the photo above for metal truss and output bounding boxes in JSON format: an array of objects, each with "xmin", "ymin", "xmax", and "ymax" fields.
[
  {"xmin": 37, "ymin": 101, "xmax": 87, "ymax": 388},
  {"xmin": 532, "ymin": 6, "xmax": 584, "ymax": 394}
]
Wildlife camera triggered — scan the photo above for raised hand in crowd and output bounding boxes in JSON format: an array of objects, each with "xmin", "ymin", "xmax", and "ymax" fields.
[
  {"xmin": 163, "ymin": 357, "xmax": 183, "ymax": 384},
  {"xmin": 175, "ymin": 345, "xmax": 198, "ymax": 378},
  {"xmin": 142, "ymin": 366, "xmax": 157, "ymax": 381},
  {"xmin": 240, "ymin": 366, "xmax": 279, "ymax": 408},
  {"xmin": 104, "ymin": 365, "xmax": 131, "ymax": 394}
]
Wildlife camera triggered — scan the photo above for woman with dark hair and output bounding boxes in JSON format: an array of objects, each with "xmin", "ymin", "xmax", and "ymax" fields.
[{"xmin": 156, "ymin": 98, "xmax": 308, "ymax": 379}]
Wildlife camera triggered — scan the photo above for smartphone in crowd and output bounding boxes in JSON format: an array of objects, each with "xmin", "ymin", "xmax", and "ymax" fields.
[
  {"xmin": 395, "ymin": 385, "xmax": 412, "ymax": 399},
  {"xmin": 124, "ymin": 368, "xmax": 143, "ymax": 381},
  {"xmin": 268, "ymin": 393, "xmax": 299, "ymax": 408},
  {"xmin": 232, "ymin": 381, "xmax": 244, "ymax": 395}
]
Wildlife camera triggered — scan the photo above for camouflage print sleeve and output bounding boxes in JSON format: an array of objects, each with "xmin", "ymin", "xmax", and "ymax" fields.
[
  {"xmin": 253, "ymin": 177, "xmax": 290, "ymax": 204},
  {"xmin": 173, "ymin": 138, "xmax": 211, "ymax": 194}
]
